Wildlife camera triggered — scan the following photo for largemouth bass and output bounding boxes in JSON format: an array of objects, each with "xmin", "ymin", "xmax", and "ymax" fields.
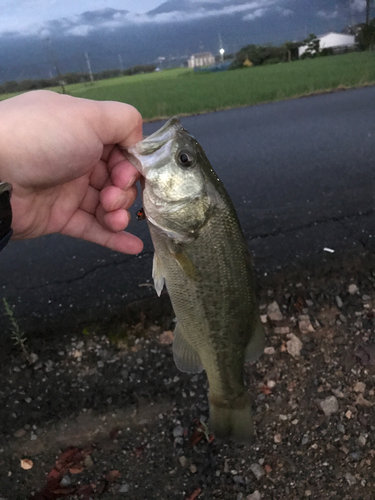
[{"xmin": 127, "ymin": 117, "xmax": 264, "ymax": 442}]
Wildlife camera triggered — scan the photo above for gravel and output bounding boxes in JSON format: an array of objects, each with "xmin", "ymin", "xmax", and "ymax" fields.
[{"xmin": 0, "ymin": 249, "xmax": 375, "ymax": 499}]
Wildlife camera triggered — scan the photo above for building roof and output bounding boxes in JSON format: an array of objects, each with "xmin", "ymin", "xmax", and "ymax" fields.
[
  {"xmin": 189, "ymin": 52, "xmax": 214, "ymax": 58},
  {"xmin": 317, "ymin": 32, "xmax": 355, "ymax": 40}
]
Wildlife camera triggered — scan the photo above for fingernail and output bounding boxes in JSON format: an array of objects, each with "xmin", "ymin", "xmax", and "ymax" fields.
[{"xmin": 126, "ymin": 175, "xmax": 138, "ymax": 189}]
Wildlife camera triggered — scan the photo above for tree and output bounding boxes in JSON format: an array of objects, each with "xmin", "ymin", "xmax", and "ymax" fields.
[
  {"xmin": 283, "ymin": 41, "xmax": 301, "ymax": 62},
  {"xmin": 300, "ymin": 34, "xmax": 320, "ymax": 59},
  {"xmin": 357, "ymin": 18, "xmax": 375, "ymax": 50}
]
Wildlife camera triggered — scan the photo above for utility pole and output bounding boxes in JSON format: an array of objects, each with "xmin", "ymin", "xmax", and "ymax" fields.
[
  {"xmin": 365, "ymin": 0, "xmax": 374, "ymax": 25},
  {"xmin": 118, "ymin": 54, "xmax": 124, "ymax": 74},
  {"xmin": 85, "ymin": 52, "xmax": 94, "ymax": 83},
  {"xmin": 46, "ymin": 38, "xmax": 65, "ymax": 94},
  {"xmin": 218, "ymin": 33, "xmax": 225, "ymax": 62}
]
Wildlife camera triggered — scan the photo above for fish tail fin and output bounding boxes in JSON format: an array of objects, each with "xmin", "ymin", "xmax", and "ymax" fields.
[{"xmin": 209, "ymin": 395, "xmax": 254, "ymax": 443}]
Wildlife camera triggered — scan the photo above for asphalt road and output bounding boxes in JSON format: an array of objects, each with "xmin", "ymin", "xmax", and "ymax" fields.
[{"xmin": 1, "ymin": 86, "xmax": 374, "ymax": 333}]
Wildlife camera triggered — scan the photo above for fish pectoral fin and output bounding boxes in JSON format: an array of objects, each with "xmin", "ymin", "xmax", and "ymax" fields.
[
  {"xmin": 245, "ymin": 317, "xmax": 266, "ymax": 363},
  {"xmin": 171, "ymin": 249, "xmax": 200, "ymax": 282},
  {"xmin": 152, "ymin": 253, "xmax": 165, "ymax": 296},
  {"xmin": 173, "ymin": 324, "xmax": 204, "ymax": 373}
]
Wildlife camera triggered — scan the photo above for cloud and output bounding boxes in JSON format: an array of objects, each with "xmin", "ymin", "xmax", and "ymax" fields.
[
  {"xmin": 349, "ymin": 0, "xmax": 366, "ymax": 13},
  {"xmin": 275, "ymin": 6, "xmax": 294, "ymax": 16},
  {"xmin": 66, "ymin": 25, "xmax": 94, "ymax": 37},
  {"xmin": 317, "ymin": 9, "xmax": 339, "ymax": 20},
  {"xmin": 129, "ymin": 1, "xmax": 280, "ymax": 24},
  {"xmin": 242, "ymin": 8, "xmax": 267, "ymax": 21},
  {"xmin": 0, "ymin": 0, "xmax": 286, "ymax": 38}
]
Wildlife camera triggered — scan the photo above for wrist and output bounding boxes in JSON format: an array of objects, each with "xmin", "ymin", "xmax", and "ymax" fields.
[{"xmin": 0, "ymin": 181, "xmax": 13, "ymax": 251}]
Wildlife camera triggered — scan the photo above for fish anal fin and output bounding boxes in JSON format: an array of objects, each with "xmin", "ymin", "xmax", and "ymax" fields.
[
  {"xmin": 152, "ymin": 253, "xmax": 165, "ymax": 296},
  {"xmin": 173, "ymin": 324, "xmax": 204, "ymax": 373},
  {"xmin": 245, "ymin": 317, "xmax": 266, "ymax": 363}
]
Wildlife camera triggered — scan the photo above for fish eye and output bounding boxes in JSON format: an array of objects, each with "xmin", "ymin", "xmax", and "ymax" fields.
[{"xmin": 177, "ymin": 150, "xmax": 195, "ymax": 168}]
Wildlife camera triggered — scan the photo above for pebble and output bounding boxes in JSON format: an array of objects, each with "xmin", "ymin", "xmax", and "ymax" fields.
[
  {"xmin": 354, "ymin": 382, "xmax": 366, "ymax": 393},
  {"xmin": 29, "ymin": 353, "xmax": 38, "ymax": 364},
  {"xmin": 159, "ymin": 330, "xmax": 174, "ymax": 345},
  {"xmin": 172, "ymin": 425, "xmax": 184, "ymax": 438},
  {"xmin": 298, "ymin": 316, "xmax": 315, "ymax": 334},
  {"xmin": 335, "ymin": 296, "xmax": 343, "ymax": 308},
  {"xmin": 286, "ymin": 334, "xmax": 303, "ymax": 358},
  {"xmin": 246, "ymin": 491, "xmax": 262, "ymax": 500},
  {"xmin": 250, "ymin": 463, "xmax": 264, "ymax": 480},
  {"xmin": 339, "ymin": 313, "xmax": 347, "ymax": 323},
  {"xmin": 264, "ymin": 347, "xmax": 275, "ymax": 355},
  {"xmin": 350, "ymin": 451, "xmax": 362, "ymax": 461},
  {"xmin": 179, "ymin": 456, "xmax": 188, "ymax": 467},
  {"xmin": 348, "ymin": 284, "xmax": 358, "ymax": 294},
  {"xmin": 84, "ymin": 455, "xmax": 93, "ymax": 467},
  {"xmin": 119, "ymin": 483, "xmax": 130, "ymax": 493},
  {"xmin": 358, "ymin": 434, "xmax": 367, "ymax": 447},
  {"xmin": 337, "ymin": 423, "xmax": 345, "ymax": 433},
  {"xmin": 345, "ymin": 472, "xmax": 356, "ymax": 486},
  {"xmin": 234, "ymin": 475, "xmax": 245, "ymax": 484},
  {"xmin": 60, "ymin": 475, "xmax": 71, "ymax": 487},
  {"xmin": 274, "ymin": 326, "xmax": 289, "ymax": 334},
  {"xmin": 319, "ymin": 395, "xmax": 339, "ymax": 416},
  {"xmin": 13, "ymin": 429, "xmax": 26, "ymax": 438},
  {"xmin": 274, "ymin": 433, "xmax": 282, "ymax": 443},
  {"xmin": 267, "ymin": 301, "xmax": 284, "ymax": 321},
  {"xmin": 332, "ymin": 388, "xmax": 344, "ymax": 398}
]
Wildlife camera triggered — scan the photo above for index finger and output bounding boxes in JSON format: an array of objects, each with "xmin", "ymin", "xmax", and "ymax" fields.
[{"xmin": 108, "ymin": 148, "xmax": 141, "ymax": 190}]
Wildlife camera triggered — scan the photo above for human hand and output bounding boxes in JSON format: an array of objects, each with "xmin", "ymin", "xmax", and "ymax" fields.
[{"xmin": 0, "ymin": 90, "xmax": 144, "ymax": 254}]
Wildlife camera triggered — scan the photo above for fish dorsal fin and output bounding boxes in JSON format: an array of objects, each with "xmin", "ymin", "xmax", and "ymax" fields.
[
  {"xmin": 152, "ymin": 253, "xmax": 165, "ymax": 296},
  {"xmin": 173, "ymin": 323, "xmax": 204, "ymax": 373},
  {"xmin": 245, "ymin": 317, "xmax": 266, "ymax": 363}
]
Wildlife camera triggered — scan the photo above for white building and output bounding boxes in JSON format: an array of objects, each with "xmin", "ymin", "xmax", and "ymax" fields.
[
  {"xmin": 299, "ymin": 32, "xmax": 356, "ymax": 57},
  {"xmin": 187, "ymin": 52, "xmax": 215, "ymax": 68}
]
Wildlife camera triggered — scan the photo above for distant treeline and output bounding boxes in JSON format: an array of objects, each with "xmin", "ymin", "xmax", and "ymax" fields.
[
  {"xmin": 230, "ymin": 41, "xmax": 301, "ymax": 69},
  {"xmin": 0, "ymin": 64, "xmax": 156, "ymax": 95},
  {"xmin": 231, "ymin": 19, "xmax": 375, "ymax": 69}
]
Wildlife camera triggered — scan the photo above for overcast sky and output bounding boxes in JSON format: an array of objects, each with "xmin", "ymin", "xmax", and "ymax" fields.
[
  {"xmin": 0, "ymin": 0, "xmax": 370, "ymax": 37},
  {"xmin": 0, "ymin": 0, "xmax": 163, "ymax": 34},
  {"xmin": 0, "ymin": 0, "xmax": 371, "ymax": 82}
]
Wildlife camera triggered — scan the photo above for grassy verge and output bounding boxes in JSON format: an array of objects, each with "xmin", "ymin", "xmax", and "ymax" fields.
[{"xmin": 1, "ymin": 51, "xmax": 375, "ymax": 120}]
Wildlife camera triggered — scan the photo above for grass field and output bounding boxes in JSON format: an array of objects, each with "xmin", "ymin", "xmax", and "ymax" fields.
[{"xmin": 2, "ymin": 51, "xmax": 375, "ymax": 120}]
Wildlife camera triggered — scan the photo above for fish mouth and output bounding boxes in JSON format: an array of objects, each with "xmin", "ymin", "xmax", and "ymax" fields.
[{"xmin": 126, "ymin": 116, "xmax": 183, "ymax": 175}]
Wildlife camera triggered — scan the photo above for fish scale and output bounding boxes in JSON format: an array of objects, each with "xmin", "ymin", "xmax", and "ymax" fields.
[{"xmin": 155, "ymin": 210, "xmax": 256, "ymax": 392}]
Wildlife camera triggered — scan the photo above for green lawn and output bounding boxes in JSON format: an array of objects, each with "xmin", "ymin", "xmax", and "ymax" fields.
[{"xmin": 2, "ymin": 51, "xmax": 375, "ymax": 120}]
